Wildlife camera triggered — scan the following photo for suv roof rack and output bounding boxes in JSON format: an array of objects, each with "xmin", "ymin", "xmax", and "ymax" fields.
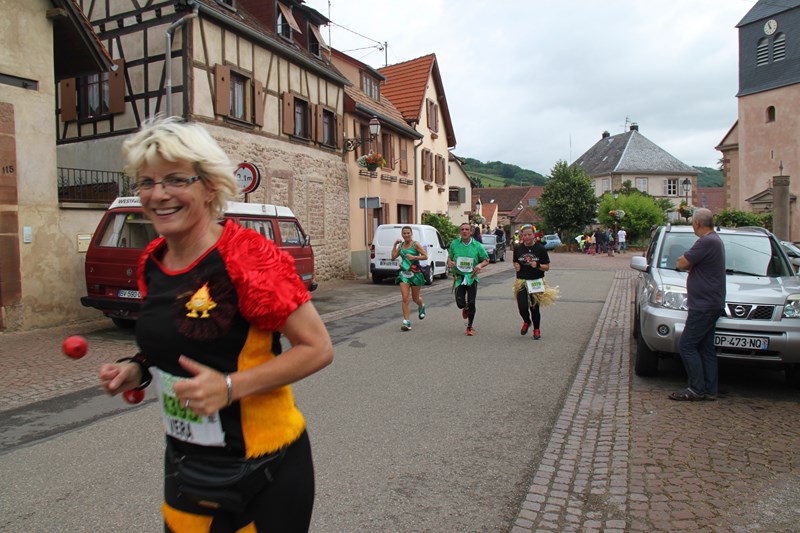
[{"xmin": 732, "ymin": 225, "xmax": 771, "ymax": 236}]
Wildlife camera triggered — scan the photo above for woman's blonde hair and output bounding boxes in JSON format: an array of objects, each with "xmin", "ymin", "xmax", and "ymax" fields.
[{"xmin": 122, "ymin": 116, "xmax": 238, "ymax": 217}]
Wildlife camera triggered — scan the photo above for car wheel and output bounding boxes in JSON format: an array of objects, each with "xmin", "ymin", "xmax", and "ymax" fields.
[
  {"xmin": 372, "ymin": 273, "xmax": 383, "ymax": 284},
  {"xmin": 111, "ymin": 317, "xmax": 136, "ymax": 329},
  {"xmin": 424, "ymin": 267, "xmax": 433, "ymax": 286},
  {"xmin": 786, "ymin": 364, "xmax": 800, "ymax": 389},
  {"xmin": 634, "ymin": 334, "xmax": 659, "ymax": 376},
  {"xmin": 632, "ymin": 305, "xmax": 640, "ymax": 339}
]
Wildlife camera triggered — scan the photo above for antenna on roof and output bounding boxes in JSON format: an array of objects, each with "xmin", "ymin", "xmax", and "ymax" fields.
[{"xmin": 621, "ymin": 115, "xmax": 630, "ymax": 133}]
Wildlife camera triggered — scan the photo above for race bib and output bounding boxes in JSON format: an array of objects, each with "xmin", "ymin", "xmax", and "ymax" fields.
[
  {"xmin": 526, "ymin": 279, "xmax": 545, "ymax": 294},
  {"xmin": 456, "ymin": 256, "xmax": 474, "ymax": 273},
  {"xmin": 399, "ymin": 270, "xmax": 414, "ymax": 279},
  {"xmin": 153, "ymin": 369, "xmax": 226, "ymax": 446}
]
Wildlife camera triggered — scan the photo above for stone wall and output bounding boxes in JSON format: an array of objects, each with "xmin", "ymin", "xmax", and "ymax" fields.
[{"xmin": 211, "ymin": 125, "xmax": 351, "ymax": 282}]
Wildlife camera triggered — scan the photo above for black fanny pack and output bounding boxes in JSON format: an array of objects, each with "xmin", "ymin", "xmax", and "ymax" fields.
[{"xmin": 168, "ymin": 444, "xmax": 286, "ymax": 513}]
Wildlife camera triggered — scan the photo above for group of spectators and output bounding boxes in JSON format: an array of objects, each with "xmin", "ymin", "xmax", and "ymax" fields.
[{"xmin": 578, "ymin": 227, "xmax": 627, "ymax": 255}]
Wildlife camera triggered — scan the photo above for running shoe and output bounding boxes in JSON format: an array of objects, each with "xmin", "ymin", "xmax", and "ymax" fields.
[
  {"xmin": 466, "ymin": 326, "xmax": 475, "ymax": 336},
  {"xmin": 461, "ymin": 308, "xmax": 469, "ymax": 320},
  {"xmin": 401, "ymin": 320, "xmax": 411, "ymax": 331},
  {"xmin": 533, "ymin": 329, "xmax": 541, "ymax": 340},
  {"xmin": 418, "ymin": 304, "xmax": 426, "ymax": 320},
  {"xmin": 520, "ymin": 322, "xmax": 530, "ymax": 336}
]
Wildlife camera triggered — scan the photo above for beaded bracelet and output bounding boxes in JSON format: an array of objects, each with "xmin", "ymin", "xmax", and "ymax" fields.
[{"xmin": 116, "ymin": 353, "xmax": 152, "ymax": 391}]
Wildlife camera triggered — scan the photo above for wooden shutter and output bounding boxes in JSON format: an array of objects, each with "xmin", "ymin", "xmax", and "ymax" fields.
[
  {"xmin": 282, "ymin": 92, "xmax": 294, "ymax": 135},
  {"xmin": 60, "ymin": 78, "xmax": 77, "ymax": 121},
  {"xmin": 400, "ymin": 138, "xmax": 408, "ymax": 173},
  {"xmin": 458, "ymin": 187, "xmax": 466, "ymax": 203},
  {"xmin": 254, "ymin": 80, "xmax": 264, "ymax": 126},
  {"xmin": 314, "ymin": 104, "xmax": 323, "ymax": 143},
  {"xmin": 335, "ymin": 114, "xmax": 343, "ymax": 150},
  {"xmin": 108, "ymin": 59, "xmax": 125, "ymax": 114},
  {"xmin": 214, "ymin": 64, "xmax": 230, "ymax": 117}
]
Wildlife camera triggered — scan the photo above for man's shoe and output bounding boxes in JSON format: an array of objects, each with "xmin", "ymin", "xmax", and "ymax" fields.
[
  {"xmin": 703, "ymin": 393, "xmax": 717, "ymax": 401},
  {"xmin": 418, "ymin": 304, "xmax": 426, "ymax": 320},
  {"xmin": 466, "ymin": 326, "xmax": 475, "ymax": 336},
  {"xmin": 668, "ymin": 388, "xmax": 704, "ymax": 401},
  {"xmin": 401, "ymin": 320, "xmax": 411, "ymax": 331},
  {"xmin": 520, "ymin": 323, "xmax": 530, "ymax": 336},
  {"xmin": 533, "ymin": 329, "xmax": 541, "ymax": 340},
  {"xmin": 461, "ymin": 308, "xmax": 469, "ymax": 320}
]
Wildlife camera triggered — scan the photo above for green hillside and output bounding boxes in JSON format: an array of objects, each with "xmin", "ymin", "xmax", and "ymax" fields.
[
  {"xmin": 695, "ymin": 166, "xmax": 723, "ymax": 187},
  {"xmin": 462, "ymin": 158, "xmax": 547, "ymax": 187},
  {"xmin": 462, "ymin": 158, "xmax": 724, "ymax": 189}
]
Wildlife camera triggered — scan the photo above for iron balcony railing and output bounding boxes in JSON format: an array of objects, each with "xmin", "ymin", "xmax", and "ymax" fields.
[{"xmin": 58, "ymin": 167, "xmax": 132, "ymax": 203}]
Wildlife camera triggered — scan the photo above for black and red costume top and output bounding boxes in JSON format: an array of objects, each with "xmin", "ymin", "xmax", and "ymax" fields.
[{"xmin": 136, "ymin": 219, "xmax": 311, "ymax": 459}]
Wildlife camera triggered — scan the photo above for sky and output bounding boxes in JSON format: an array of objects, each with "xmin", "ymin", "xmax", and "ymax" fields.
[{"xmin": 303, "ymin": 0, "xmax": 757, "ymax": 176}]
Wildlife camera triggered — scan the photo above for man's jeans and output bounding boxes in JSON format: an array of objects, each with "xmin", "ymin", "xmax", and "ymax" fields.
[
  {"xmin": 679, "ymin": 308, "xmax": 722, "ymax": 395},
  {"xmin": 619, "ymin": 241, "xmax": 626, "ymax": 252}
]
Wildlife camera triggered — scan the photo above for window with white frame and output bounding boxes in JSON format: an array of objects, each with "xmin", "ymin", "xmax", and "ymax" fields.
[
  {"xmin": 602, "ymin": 178, "xmax": 611, "ymax": 194},
  {"xmin": 294, "ymin": 98, "xmax": 309, "ymax": 138},
  {"xmin": 362, "ymin": 73, "xmax": 380, "ymax": 101},
  {"xmin": 229, "ymin": 72, "xmax": 248, "ymax": 121},
  {"xmin": 665, "ymin": 178, "xmax": 678, "ymax": 196},
  {"xmin": 322, "ymin": 109, "xmax": 335, "ymax": 146},
  {"xmin": 636, "ymin": 177, "xmax": 648, "ymax": 193}
]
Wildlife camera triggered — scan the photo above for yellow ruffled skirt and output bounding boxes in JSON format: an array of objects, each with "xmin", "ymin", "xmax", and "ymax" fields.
[{"xmin": 513, "ymin": 278, "xmax": 560, "ymax": 307}]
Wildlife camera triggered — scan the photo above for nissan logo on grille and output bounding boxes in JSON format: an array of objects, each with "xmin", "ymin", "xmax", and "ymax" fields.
[{"xmin": 734, "ymin": 305, "xmax": 747, "ymax": 318}]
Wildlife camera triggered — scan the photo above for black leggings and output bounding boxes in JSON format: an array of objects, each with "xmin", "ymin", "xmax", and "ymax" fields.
[
  {"xmin": 164, "ymin": 430, "xmax": 315, "ymax": 533},
  {"xmin": 516, "ymin": 286, "xmax": 541, "ymax": 329},
  {"xmin": 455, "ymin": 283, "xmax": 478, "ymax": 326}
]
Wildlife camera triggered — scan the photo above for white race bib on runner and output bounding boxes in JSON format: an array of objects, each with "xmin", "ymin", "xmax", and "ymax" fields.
[
  {"xmin": 456, "ymin": 256, "xmax": 474, "ymax": 273},
  {"xmin": 526, "ymin": 279, "xmax": 545, "ymax": 294},
  {"xmin": 153, "ymin": 368, "xmax": 226, "ymax": 446}
]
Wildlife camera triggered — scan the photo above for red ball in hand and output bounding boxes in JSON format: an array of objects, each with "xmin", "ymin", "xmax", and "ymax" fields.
[
  {"xmin": 62, "ymin": 335, "xmax": 88, "ymax": 359},
  {"xmin": 123, "ymin": 389, "xmax": 145, "ymax": 404}
]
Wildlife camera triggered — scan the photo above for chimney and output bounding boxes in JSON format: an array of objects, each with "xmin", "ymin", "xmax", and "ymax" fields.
[
  {"xmin": 602, "ymin": 131, "xmax": 610, "ymax": 139},
  {"xmin": 630, "ymin": 123, "xmax": 639, "ymax": 132}
]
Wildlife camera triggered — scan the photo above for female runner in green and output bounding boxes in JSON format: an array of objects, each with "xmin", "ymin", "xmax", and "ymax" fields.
[{"xmin": 391, "ymin": 226, "xmax": 428, "ymax": 331}]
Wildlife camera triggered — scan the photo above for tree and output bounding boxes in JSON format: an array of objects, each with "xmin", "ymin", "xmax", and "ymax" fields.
[
  {"xmin": 537, "ymin": 160, "xmax": 598, "ymax": 239},
  {"xmin": 715, "ymin": 208, "xmax": 771, "ymax": 229},
  {"xmin": 421, "ymin": 212, "xmax": 459, "ymax": 247},
  {"xmin": 597, "ymin": 191, "xmax": 664, "ymax": 242}
]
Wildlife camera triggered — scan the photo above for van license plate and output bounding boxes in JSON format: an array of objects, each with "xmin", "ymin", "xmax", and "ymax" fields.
[
  {"xmin": 380, "ymin": 259, "xmax": 398, "ymax": 267},
  {"xmin": 714, "ymin": 334, "xmax": 768, "ymax": 350},
  {"xmin": 118, "ymin": 290, "xmax": 141, "ymax": 299}
]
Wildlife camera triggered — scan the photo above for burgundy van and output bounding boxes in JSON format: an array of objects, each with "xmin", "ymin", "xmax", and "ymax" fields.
[{"xmin": 81, "ymin": 197, "xmax": 316, "ymax": 328}]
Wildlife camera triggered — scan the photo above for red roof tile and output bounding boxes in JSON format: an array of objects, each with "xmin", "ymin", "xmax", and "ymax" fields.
[{"xmin": 378, "ymin": 54, "xmax": 435, "ymax": 121}]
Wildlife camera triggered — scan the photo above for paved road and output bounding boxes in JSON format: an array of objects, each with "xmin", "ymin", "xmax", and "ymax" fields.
[
  {"xmin": 1, "ymin": 252, "xmax": 799, "ymax": 532},
  {"xmin": 0, "ymin": 259, "xmax": 612, "ymax": 532}
]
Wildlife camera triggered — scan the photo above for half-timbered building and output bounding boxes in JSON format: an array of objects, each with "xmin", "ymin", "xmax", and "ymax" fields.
[
  {"xmin": 56, "ymin": 0, "xmax": 353, "ymax": 296},
  {"xmin": 1, "ymin": 0, "xmax": 114, "ymax": 331}
]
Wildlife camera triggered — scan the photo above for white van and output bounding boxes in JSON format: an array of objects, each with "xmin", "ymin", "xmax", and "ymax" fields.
[{"xmin": 370, "ymin": 224, "xmax": 449, "ymax": 284}]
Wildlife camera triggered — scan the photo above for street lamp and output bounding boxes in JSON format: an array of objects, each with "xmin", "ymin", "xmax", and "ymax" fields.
[
  {"xmin": 343, "ymin": 115, "xmax": 381, "ymax": 152},
  {"xmin": 682, "ymin": 178, "xmax": 692, "ymax": 222}
]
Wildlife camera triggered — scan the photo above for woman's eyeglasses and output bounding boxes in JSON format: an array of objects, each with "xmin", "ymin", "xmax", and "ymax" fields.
[{"xmin": 132, "ymin": 175, "xmax": 201, "ymax": 195}]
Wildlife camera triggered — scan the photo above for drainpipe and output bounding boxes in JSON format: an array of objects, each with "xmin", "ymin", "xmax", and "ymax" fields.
[
  {"xmin": 411, "ymin": 121, "xmax": 423, "ymax": 223},
  {"xmin": 165, "ymin": 4, "xmax": 199, "ymax": 117}
]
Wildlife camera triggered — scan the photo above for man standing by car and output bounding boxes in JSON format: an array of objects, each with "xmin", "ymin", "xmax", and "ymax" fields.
[
  {"xmin": 617, "ymin": 227, "xmax": 627, "ymax": 253},
  {"xmin": 670, "ymin": 208, "xmax": 726, "ymax": 402},
  {"xmin": 448, "ymin": 222, "xmax": 490, "ymax": 336}
]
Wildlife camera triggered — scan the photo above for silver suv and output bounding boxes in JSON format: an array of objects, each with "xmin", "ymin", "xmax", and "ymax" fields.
[{"xmin": 631, "ymin": 225, "xmax": 800, "ymax": 387}]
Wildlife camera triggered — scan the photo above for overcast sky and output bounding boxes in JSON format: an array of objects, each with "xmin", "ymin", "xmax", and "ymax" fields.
[{"xmin": 304, "ymin": 0, "xmax": 756, "ymax": 175}]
